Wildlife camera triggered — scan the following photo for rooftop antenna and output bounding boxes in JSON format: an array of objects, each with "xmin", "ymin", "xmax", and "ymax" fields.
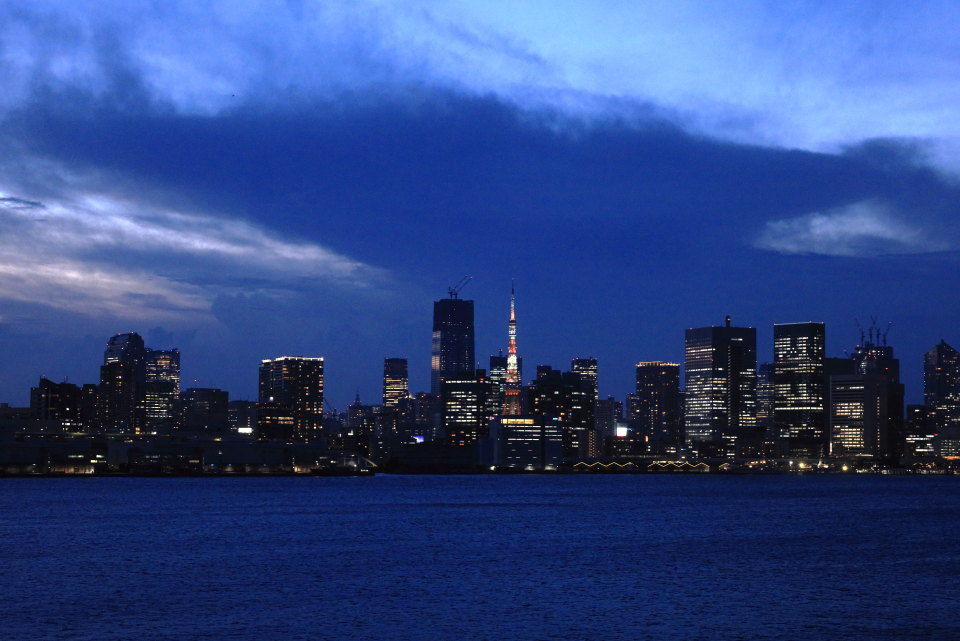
[
  {"xmin": 881, "ymin": 321, "xmax": 893, "ymax": 346},
  {"xmin": 448, "ymin": 275, "xmax": 473, "ymax": 299},
  {"xmin": 854, "ymin": 318, "xmax": 864, "ymax": 346}
]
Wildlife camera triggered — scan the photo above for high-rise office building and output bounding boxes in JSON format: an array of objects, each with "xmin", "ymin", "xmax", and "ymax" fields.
[
  {"xmin": 430, "ymin": 295, "xmax": 475, "ymax": 396},
  {"xmin": 595, "ymin": 396, "xmax": 621, "ymax": 439},
  {"xmin": 528, "ymin": 366, "xmax": 595, "ymax": 458},
  {"xmin": 258, "ymin": 356, "xmax": 325, "ymax": 441},
  {"xmin": 104, "ymin": 332, "xmax": 147, "ymax": 369},
  {"xmin": 489, "ymin": 352, "xmax": 508, "ymax": 392},
  {"xmin": 100, "ymin": 332, "xmax": 147, "ymax": 432},
  {"xmin": 632, "ymin": 361, "xmax": 681, "ymax": 448},
  {"xmin": 411, "ymin": 392, "xmax": 438, "ymax": 440},
  {"xmin": 904, "ymin": 404, "xmax": 936, "ymax": 456},
  {"xmin": 145, "ymin": 349, "xmax": 180, "ymax": 391},
  {"xmin": 382, "ymin": 358, "xmax": 409, "ymax": 408},
  {"xmin": 828, "ymin": 333, "xmax": 904, "ymax": 460},
  {"xmin": 227, "ymin": 400, "xmax": 258, "ymax": 435},
  {"xmin": 924, "ymin": 340, "xmax": 960, "ymax": 431},
  {"xmin": 30, "ymin": 378, "xmax": 81, "ymax": 427},
  {"xmin": 491, "ymin": 415, "xmax": 564, "ymax": 470},
  {"xmin": 347, "ymin": 394, "xmax": 378, "ymax": 456},
  {"xmin": 97, "ymin": 361, "xmax": 139, "ymax": 432},
  {"xmin": 571, "ymin": 357, "xmax": 599, "ymax": 403},
  {"xmin": 829, "ymin": 373, "xmax": 902, "ymax": 459},
  {"xmin": 143, "ymin": 349, "xmax": 181, "ymax": 425},
  {"xmin": 756, "ymin": 362, "xmax": 775, "ymax": 432},
  {"xmin": 440, "ymin": 369, "xmax": 499, "ymax": 446},
  {"xmin": 684, "ymin": 317, "xmax": 757, "ymax": 452},
  {"xmin": 79, "ymin": 384, "xmax": 99, "ymax": 430},
  {"xmin": 773, "ymin": 322, "xmax": 826, "ymax": 457},
  {"xmin": 178, "ymin": 388, "xmax": 229, "ymax": 433}
]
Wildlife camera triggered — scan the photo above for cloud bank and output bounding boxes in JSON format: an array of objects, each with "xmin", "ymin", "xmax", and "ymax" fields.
[
  {"xmin": 755, "ymin": 201, "xmax": 949, "ymax": 257},
  {"xmin": 0, "ymin": 187, "xmax": 382, "ymax": 321}
]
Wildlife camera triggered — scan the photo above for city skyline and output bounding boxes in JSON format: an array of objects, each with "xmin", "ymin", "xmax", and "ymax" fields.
[
  {"xmin": 7, "ymin": 290, "xmax": 951, "ymax": 412},
  {"xmin": 7, "ymin": 288, "xmax": 960, "ymax": 408}
]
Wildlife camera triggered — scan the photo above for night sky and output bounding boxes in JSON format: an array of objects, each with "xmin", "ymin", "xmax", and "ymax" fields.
[{"xmin": 2, "ymin": 1, "xmax": 959, "ymax": 408}]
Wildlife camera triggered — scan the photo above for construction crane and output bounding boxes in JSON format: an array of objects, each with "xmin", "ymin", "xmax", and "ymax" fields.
[{"xmin": 448, "ymin": 275, "xmax": 473, "ymax": 299}]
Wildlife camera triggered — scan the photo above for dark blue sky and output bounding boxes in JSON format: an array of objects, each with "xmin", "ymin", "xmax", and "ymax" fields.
[{"xmin": 1, "ymin": 1, "xmax": 959, "ymax": 407}]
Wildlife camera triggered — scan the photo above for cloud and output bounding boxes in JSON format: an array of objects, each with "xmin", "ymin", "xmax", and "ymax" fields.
[
  {"xmin": 5, "ymin": 0, "xmax": 960, "ymax": 167},
  {"xmin": 0, "ymin": 185, "xmax": 384, "ymax": 321},
  {"xmin": 754, "ymin": 200, "xmax": 949, "ymax": 257}
]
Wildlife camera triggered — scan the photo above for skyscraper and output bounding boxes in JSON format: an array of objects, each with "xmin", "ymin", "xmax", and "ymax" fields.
[
  {"xmin": 756, "ymin": 362, "xmax": 775, "ymax": 432},
  {"xmin": 258, "ymin": 356, "xmax": 325, "ymax": 441},
  {"xmin": 571, "ymin": 357, "xmax": 599, "ymax": 403},
  {"xmin": 104, "ymin": 332, "xmax": 147, "ymax": 369},
  {"xmin": 829, "ymin": 331, "xmax": 904, "ymax": 460},
  {"xmin": 178, "ymin": 387, "xmax": 229, "ymax": 433},
  {"xmin": 97, "ymin": 361, "xmax": 139, "ymax": 432},
  {"xmin": 829, "ymin": 374, "xmax": 901, "ymax": 459},
  {"xmin": 430, "ymin": 295, "xmax": 475, "ymax": 396},
  {"xmin": 632, "ymin": 361, "xmax": 681, "ymax": 448},
  {"xmin": 684, "ymin": 317, "xmax": 757, "ymax": 453},
  {"xmin": 528, "ymin": 366, "xmax": 595, "ymax": 458},
  {"xmin": 924, "ymin": 340, "xmax": 960, "ymax": 431},
  {"xmin": 30, "ymin": 377, "xmax": 81, "ymax": 427},
  {"xmin": 503, "ymin": 286, "xmax": 522, "ymax": 416},
  {"xmin": 382, "ymin": 358, "xmax": 409, "ymax": 408},
  {"xmin": 773, "ymin": 322, "xmax": 826, "ymax": 457},
  {"xmin": 441, "ymin": 370, "xmax": 499, "ymax": 446},
  {"xmin": 143, "ymin": 348, "xmax": 181, "ymax": 425},
  {"xmin": 100, "ymin": 332, "xmax": 147, "ymax": 432},
  {"xmin": 145, "ymin": 349, "xmax": 180, "ymax": 390}
]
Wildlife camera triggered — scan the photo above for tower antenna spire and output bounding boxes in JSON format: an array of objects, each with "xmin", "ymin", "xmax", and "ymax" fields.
[{"xmin": 503, "ymin": 280, "xmax": 521, "ymax": 416}]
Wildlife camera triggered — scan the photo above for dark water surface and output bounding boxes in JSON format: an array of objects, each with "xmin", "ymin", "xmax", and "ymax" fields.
[{"xmin": 2, "ymin": 475, "xmax": 959, "ymax": 640}]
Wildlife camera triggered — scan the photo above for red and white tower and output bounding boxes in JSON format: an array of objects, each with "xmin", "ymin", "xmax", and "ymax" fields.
[{"xmin": 503, "ymin": 282, "xmax": 522, "ymax": 416}]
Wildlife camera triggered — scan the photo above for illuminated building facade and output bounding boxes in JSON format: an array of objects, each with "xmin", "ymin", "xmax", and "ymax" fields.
[
  {"xmin": 631, "ymin": 361, "xmax": 681, "ymax": 448},
  {"xmin": 440, "ymin": 370, "xmax": 498, "ymax": 446},
  {"xmin": 684, "ymin": 317, "xmax": 757, "ymax": 451},
  {"xmin": 143, "ymin": 349, "xmax": 181, "ymax": 425},
  {"xmin": 228, "ymin": 400, "xmax": 258, "ymax": 435},
  {"xmin": 258, "ymin": 356, "xmax": 325, "ymax": 441},
  {"xmin": 829, "ymin": 374, "xmax": 898, "ymax": 457},
  {"xmin": 924, "ymin": 340, "xmax": 960, "ymax": 431},
  {"xmin": 904, "ymin": 404, "xmax": 936, "ymax": 456},
  {"xmin": 430, "ymin": 297, "xmax": 475, "ymax": 396},
  {"xmin": 104, "ymin": 332, "xmax": 147, "ymax": 369},
  {"xmin": 828, "ymin": 337, "xmax": 904, "ymax": 460},
  {"xmin": 492, "ymin": 415, "xmax": 564, "ymax": 470},
  {"xmin": 145, "ymin": 349, "xmax": 180, "ymax": 391},
  {"xmin": 382, "ymin": 357, "xmax": 409, "ymax": 408},
  {"xmin": 773, "ymin": 322, "xmax": 826, "ymax": 457},
  {"xmin": 756, "ymin": 362, "xmax": 775, "ymax": 432},
  {"xmin": 571, "ymin": 357, "xmax": 599, "ymax": 403}
]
